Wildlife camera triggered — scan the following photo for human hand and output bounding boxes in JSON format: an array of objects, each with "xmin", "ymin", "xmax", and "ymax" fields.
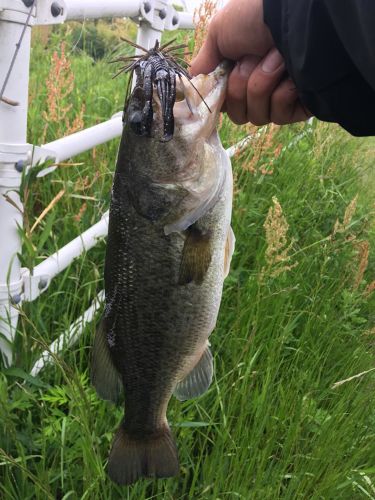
[
  {"xmin": 191, "ymin": 0, "xmax": 273, "ymax": 75},
  {"xmin": 224, "ymin": 51, "xmax": 312, "ymax": 125},
  {"xmin": 190, "ymin": 0, "xmax": 312, "ymax": 125}
]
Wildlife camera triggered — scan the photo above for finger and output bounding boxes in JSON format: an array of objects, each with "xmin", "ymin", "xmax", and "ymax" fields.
[
  {"xmin": 246, "ymin": 48, "xmax": 285, "ymax": 126},
  {"xmin": 225, "ymin": 55, "xmax": 261, "ymax": 124},
  {"xmin": 190, "ymin": 17, "xmax": 222, "ymax": 76},
  {"xmin": 270, "ymin": 78, "xmax": 312, "ymax": 124}
]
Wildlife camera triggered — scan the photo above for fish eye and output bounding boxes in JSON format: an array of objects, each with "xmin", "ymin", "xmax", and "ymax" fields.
[
  {"xmin": 130, "ymin": 110, "xmax": 142, "ymax": 123},
  {"xmin": 129, "ymin": 110, "xmax": 143, "ymax": 135}
]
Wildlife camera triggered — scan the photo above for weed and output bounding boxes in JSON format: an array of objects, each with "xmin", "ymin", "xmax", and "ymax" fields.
[
  {"xmin": 261, "ymin": 196, "xmax": 297, "ymax": 279},
  {"xmin": 42, "ymin": 41, "xmax": 85, "ymax": 142},
  {"xmin": 193, "ymin": 0, "xmax": 217, "ymax": 58}
]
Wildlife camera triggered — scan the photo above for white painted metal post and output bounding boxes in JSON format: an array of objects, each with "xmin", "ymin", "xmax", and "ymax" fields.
[
  {"xmin": 136, "ymin": 21, "xmax": 161, "ymax": 53},
  {"xmin": 0, "ymin": 0, "xmax": 34, "ymax": 365},
  {"xmin": 134, "ymin": 0, "xmax": 181, "ymax": 53}
]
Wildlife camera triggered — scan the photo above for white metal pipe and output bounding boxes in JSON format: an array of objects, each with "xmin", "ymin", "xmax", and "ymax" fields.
[
  {"xmin": 63, "ymin": 0, "xmax": 142, "ymax": 21},
  {"xmin": 42, "ymin": 116, "xmax": 123, "ymax": 163},
  {"xmin": 0, "ymin": 3, "xmax": 33, "ymax": 365},
  {"xmin": 135, "ymin": 21, "xmax": 161, "ymax": 53},
  {"xmin": 176, "ymin": 11, "xmax": 194, "ymax": 30},
  {"xmin": 30, "ymin": 290, "xmax": 105, "ymax": 376},
  {"xmin": 32, "ymin": 212, "xmax": 109, "ymax": 285}
]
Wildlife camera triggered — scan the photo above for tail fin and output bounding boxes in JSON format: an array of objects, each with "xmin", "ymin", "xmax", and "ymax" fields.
[{"xmin": 108, "ymin": 423, "xmax": 179, "ymax": 485}]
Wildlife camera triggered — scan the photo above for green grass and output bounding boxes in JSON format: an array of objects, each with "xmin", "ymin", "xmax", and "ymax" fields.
[{"xmin": 1, "ymin": 22, "xmax": 375, "ymax": 499}]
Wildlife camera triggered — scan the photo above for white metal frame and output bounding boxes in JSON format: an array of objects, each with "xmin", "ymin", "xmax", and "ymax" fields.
[{"xmin": 0, "ymin": 0, "xmax": 194, "ymax": 367}]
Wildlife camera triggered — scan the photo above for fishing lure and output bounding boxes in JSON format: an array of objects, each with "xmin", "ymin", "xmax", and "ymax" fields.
[{"xmin": 112, "ymin": 38, "xmax": 210, "ymax": 142}]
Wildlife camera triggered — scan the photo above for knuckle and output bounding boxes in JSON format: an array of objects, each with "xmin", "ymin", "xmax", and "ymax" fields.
[
  {"xmin": 270, "ymin": 105, "xmax": 289, "ymax": 124},
  {"xmin": 247, "ymin": 101, "xmax": 269, "ymax": 126},
  {"xmin": 227, "ymin": 80, "xmax": 243, "ymax": 102},
  {"xmin": 248, "ymin": 116, "xmax": 268, "ymax": 126},
  {"xmin": 228, "ymin": 111, "xmax": 247, "ymax": 125},
  {"xmin": 247, "ymin": 80, "xmax": 266, "ymax": 99},
  {"xmin": 270, "ymin": 93, "xmax": 289, "ymax": 125},
  {"xmin": 272, "ymin": 116, "xmax": 287, "ymax": 126},
  {"xmin": 247, "ymin": 70, "xmax": 277, "ymax": 100},
  {"xmin": 209, "ymin": 11, "xmax": 221, "ymax": 33}
]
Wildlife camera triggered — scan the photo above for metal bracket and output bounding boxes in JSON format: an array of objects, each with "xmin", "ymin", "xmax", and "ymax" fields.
[
  {"xmin": 136, "ymin": 0, "xmax": 181, "ymax": 30},
  {"xmin": 35, "ymin": 0, "xmax": 67, "ymax": 25},
  {"xmin": 0, "ymin": 278, "xmax": 24, "ymax": 306},
  {"xmin": 27, "ymin": 145, "xmax": 58, "ymax": 168},
  {"xmin": 0, "ymin": 143, "xmax": 31, "ymax": 163},
  {"xmin": 21, "ymin": 268, "xmax": 51, "ymax": 302},
  {"xmin": 0, "ymin": 143, "xmax": 30, "ymax": 187},
  {"xmin": 0, "ymin": 0, "xmax": 183, "ymax": 27},
  {"xmin": 0, "ymin": 0, "xmax": 36, "ymax": 23},
  {"xmin": 0, "ymin": 143, "xmax": 57, "ymax": 183}
]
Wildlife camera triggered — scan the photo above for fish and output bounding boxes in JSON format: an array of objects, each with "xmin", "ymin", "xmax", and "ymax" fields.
[{"xmin": 91, "ymin": 60, "xmax": 235, "ymax": 486}]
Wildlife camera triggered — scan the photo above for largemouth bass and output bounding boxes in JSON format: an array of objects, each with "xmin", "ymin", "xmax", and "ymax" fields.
[{"xmin": 92, "ymin": 61, "xmax": 235, "ymax": 485}]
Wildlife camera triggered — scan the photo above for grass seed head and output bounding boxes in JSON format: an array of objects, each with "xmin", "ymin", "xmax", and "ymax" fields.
[
  {"xmin": 353, "ymin": 240, "xmax": 370, "ymax": 290},
  {"xmin": 241, "ymin": 124, "xmax": 281, "ymax": 175},
  {"xmin": 42, "ymin": 41, "xmax": 84, "ymax": 141},
  {"xmin": 193, "ymin": 0, "xmax": 217, "ymax": 58},
  {"xmin": 261, "ymin": 196, "xmax": 297, "ymax": 279},
  {"xmin": 332, "ymin": 194, "xmax": 358, "ymax": 237},
  {"xmin": 365, "ymin": 281, "xmax": 375, "ymax": 297}
]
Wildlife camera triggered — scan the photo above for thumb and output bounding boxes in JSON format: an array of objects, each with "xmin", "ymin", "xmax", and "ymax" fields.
[{"xmin": 190, "ymin": 31, "xmax": 223, "ymax": 76}]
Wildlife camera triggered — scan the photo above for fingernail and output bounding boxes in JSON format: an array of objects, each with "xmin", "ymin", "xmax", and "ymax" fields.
[
  {"xmin": 238, "ymin": 57, "xmax": 257, "ymax": 77},
  {"xmin": 261, "ymin": 48, "xmax": 284, "ymax": 73}
]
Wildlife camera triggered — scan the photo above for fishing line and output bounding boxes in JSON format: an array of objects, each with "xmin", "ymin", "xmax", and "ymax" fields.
[{"xmin": 0, "ymin": 0, "xmax": 36, "ymax": 106}]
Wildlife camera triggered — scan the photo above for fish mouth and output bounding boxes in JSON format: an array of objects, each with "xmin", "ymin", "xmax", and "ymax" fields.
[
  {"xmin": 173, "ymin": 62, "xmax": 230, "ymax": 128},
  {"xmin": 153, "ymin": 61, "xmax": 230, "ymax": 141},
  {"xmin": 127, "ymin": 62, "xmax": 230, "ymax": 142}
]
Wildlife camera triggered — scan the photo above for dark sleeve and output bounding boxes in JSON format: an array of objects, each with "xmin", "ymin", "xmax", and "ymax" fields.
[{"xmin": 263, "ymin": 0, "xmax": 375, "ymax": 136}]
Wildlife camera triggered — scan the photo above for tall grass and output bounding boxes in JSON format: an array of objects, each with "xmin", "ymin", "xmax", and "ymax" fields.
[{"xmin": 0, "ymin": 21, "xmax": 374, "ymax": 499}]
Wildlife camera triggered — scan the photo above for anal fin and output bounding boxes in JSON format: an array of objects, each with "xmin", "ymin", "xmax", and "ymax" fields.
[
  {"xmin": 174, "ymin": 346, "xmax": 213, "ymax": 401},
  {"xmin": 91, "ymin": 319, "xmax": 122, "ymax": 404}
]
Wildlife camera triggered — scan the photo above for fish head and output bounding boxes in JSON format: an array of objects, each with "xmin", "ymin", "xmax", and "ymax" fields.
[
  {"xmin": 122, "ymin": 62, "xmax": 231, "ymax": 229},
  {"xmin": 124, "ymin": 60, "xmax": 230, "ymax": 168}
]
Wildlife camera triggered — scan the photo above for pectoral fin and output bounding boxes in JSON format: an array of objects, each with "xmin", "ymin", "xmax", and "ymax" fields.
[
  {"xmin": 178, "ymin": 225, "xmax": 212, "ymax": 285},
  {"xmin": 224, "ymin": 226, "xmax": 235, "ymax": 278},
  {"xmin": 91, "ymin": 320, "xmax": 122, "ymax": 404},
  {"xmin": 174, "ymin": 345, "xmax": 213, "ymax": 401}
]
